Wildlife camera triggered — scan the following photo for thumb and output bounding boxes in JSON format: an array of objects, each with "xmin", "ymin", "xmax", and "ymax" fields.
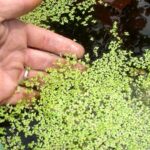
[{"xmin": 0, "ymin": 0, "xmax": 42, "ymax": 22}]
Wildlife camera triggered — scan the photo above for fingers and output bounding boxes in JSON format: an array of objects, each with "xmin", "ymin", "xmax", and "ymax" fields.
[
  {"xmin": 0, "ymin": 87, "xmax": 39, "ymax": 105},
  {"xmin": 26, "ymin": 24, "xmax": 85, "ymax": 58},
  {"xmin": 20, "ymin": 69, "xmax": 46, "ymax": 89},
  {"xmin": 25, "ymin": 48, "xmax": 86, "ymax": 72},
  {"xmin": 22, "ymin": 69, "xmax": 47, "ymax": 79},
  {"xmin": 25, "ymin": 48, "xmax": 65, "ymax": 70},
  {"xmin": 0, "ymin": 70, "xmax": 45, "ymax": 105},
  {"xmin": 0, "ymin": 0, "xmax": 42, "ymax": 22},
  {"xmin": 0, "ymin": 59, "xmax": 85, "ymax": 105}
]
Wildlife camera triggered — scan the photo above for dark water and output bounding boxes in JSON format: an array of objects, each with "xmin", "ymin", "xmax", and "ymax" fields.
[
  {"xmin": 94, "ymin": 0, "xmax": 150, "ymax": 55},
  {"xmin": 119, "ymin": 0, "xmax": 150, "ymax": 54},
  {"xmin": 51, "ymin": 0, "xmax": 150, "ymax": 59}
]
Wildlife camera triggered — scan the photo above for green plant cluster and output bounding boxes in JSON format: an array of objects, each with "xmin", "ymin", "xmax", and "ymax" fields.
[
  {"xmin": 0, "ymin": 23, "xmax": 150, "ymax": 149},
  {"xmin": 21, "ymin": 0, "xmax": 104, "ymax": 28}
]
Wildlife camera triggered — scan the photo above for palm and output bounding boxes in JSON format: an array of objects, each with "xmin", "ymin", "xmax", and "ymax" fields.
[{"xmin": 0, "ymin": 20, "xmax": 27, "ymax": 102}]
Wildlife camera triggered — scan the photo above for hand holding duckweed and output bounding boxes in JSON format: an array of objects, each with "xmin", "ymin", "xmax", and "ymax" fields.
[{"xmin": 0, "ymin": 0, "xmax": 84, "ymax": 104}]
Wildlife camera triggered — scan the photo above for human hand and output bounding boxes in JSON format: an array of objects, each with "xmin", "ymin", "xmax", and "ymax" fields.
[{"xmin": 0, "ymin": 0, "xmax": 84, "ymax": 104}]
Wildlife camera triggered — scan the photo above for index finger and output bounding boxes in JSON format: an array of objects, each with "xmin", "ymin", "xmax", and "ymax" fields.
[{"xmin": 26, "ymin": 24, "xmax": 85, "ymax": 58}]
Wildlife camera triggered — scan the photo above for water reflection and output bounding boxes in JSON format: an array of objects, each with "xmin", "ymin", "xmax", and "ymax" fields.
[
  {"xmin": 104, "ymin": 0, "xmax": 132, "ymax": 10},
  {"xmin": 95, "ymin": 0, "xmax": 150, "ymax": 55},
  {"xmin": 121, "ymin": 0, "xmax": 150, "ymax": 54}
]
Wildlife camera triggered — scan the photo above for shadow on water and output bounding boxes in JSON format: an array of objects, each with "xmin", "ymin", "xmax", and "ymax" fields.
[{"xmin": 50, "ymin": 0, "xmax": 150, "ymax": 59}]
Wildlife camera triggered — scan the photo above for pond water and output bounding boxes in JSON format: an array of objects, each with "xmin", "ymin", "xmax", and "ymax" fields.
[
  {"xmin": 51, "ymin": 0, "xmax": 150, "ymax": 59},
  {"xmin": 1, "ymin": 1, "xmax": 150, "ymax": 149}
]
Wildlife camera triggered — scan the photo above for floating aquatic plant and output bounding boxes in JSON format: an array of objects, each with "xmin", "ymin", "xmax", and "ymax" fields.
[{"xmin": 21, "ymin": 0, "xmax": 105, "ymax": 28}]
